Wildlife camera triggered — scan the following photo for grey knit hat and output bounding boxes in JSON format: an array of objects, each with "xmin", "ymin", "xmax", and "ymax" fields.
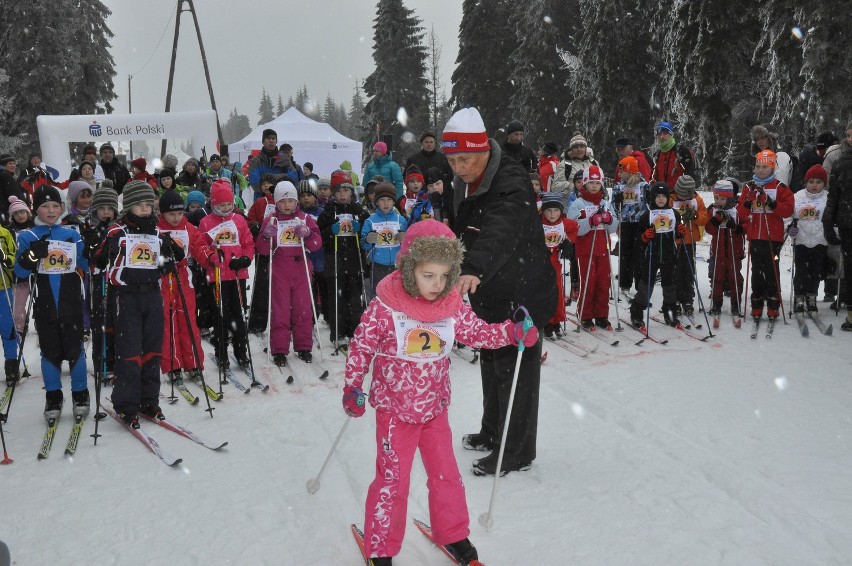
[
  {"xmin": 92, "ymin": 187, "xmax": 119, "ymax": 215},
  {"xmin": 121, "ymin": 180, "xmax": 156, "ymax": 215},
  {"xmin": 674, "ymin": 175, "xmax": 696, "ymax": 199},
  {"xmin": 162, "ymin": 154, "xmax": 179, "ymax": 170}
]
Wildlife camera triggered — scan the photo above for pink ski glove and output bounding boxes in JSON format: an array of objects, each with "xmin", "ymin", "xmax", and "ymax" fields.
[
  {"xmin": 262, "ymin": 220, "xmax": 277, "ymax": 238},
  {"xmin": 342, "ymin": 385, "xmax": 366, "ymax": 418},
  {"xmin": 589, "ymin": 213, "xmax": 603, "ymax": 226},
  {"xmin": 293, "ymin": 224, "xmax": 311, "ymax": 238}
]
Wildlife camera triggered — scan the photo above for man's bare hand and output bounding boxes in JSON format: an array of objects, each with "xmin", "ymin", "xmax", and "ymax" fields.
[{"xmin": 457, "ymin": 275, "xmax": 481, "ymax": 295}]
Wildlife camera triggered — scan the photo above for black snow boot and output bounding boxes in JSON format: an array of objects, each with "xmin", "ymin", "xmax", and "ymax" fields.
[
  {"xmin": 662, "ymin": 304, "xmax": 680, "ymax": 327},
  {"xmin": 273, "ymin": 354, "xmax": 287, "ymax": 367},
  {"xmin": 71, "ymin": 389, "xmax": 90, "ymax": 418},
  {"xmin": 461, "ymin": 432, "xmax": 493, "ymax": 452},
  {"xmin": 140, "ymin": 403, "xmax": 165, "ymax": 421},
  {"xmin": 4, "ymin": 359, "xmax": 19, "ymax": 387},
  {"xmin": 629, "ymin": 304, "xmax": 645, "ymax": 328},
  {"xmin": 296, "ymin": 351, "xmax": 312, "ymax": 363},
  {"xmin": 44, "ymin": 390, "xmax": 64, "ymax": 422},
  {"xmin": 119, "ymin": 412, "xmax": 140, "ymax": 429},
  {"xmin": 446, "ymin": 538, "xmax": 479, "ymax": 564},
  {"xmin": 369, "ymin": 559, "xmax": 393, "ymax": 566}
]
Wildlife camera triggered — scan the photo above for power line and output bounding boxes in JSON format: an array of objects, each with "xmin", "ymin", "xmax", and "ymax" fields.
[{"xmin": 132, "ymin": 2, "xmax": 178, "ymax": 77}]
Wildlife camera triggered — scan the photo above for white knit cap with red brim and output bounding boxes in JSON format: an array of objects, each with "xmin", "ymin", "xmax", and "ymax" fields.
[
  {"xmin": 582, "ymin": 165, "xmax": 604, "ymax": 185},
  {"xmin": 441, "ymin": 107, "xmax": 489, "ymax": 154}
]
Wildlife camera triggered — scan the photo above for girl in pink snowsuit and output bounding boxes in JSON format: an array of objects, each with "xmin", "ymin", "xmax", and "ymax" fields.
[
  {"xmin": 342, "ymin": 220, "xmax": 538, "ymax": 565},
  {"xmin": 257, "ymin": 181, "xmax": 322, "ymax": 365}
]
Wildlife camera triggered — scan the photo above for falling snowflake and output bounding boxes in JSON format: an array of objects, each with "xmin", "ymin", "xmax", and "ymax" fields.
[
  {"xmin": 791, "ymin": 27, "xmax": 803, "ymax": 40},
  {"xmin": 543, "ymin": 15, "xmax": 553, "ymax": 24},
  {"xmin": 396, "ymin": 107, "xmax": 408, "ymax": 127},
  {"xmin": 774, "ymin": 377, "xmax": 788, "ymax": 391},
  {"xmin": 571, "ymin": 403, "xmax": 585, "ymax": 419}
]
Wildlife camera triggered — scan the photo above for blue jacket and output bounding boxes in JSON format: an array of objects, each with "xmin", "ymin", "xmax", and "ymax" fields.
[
  {"xmin": 363, "ymin": 155, "xmax": 404, "ymax": 197},
  {"xmin": 15, "ymin": 223, "xmax": 88, "ymax": 319},
  {"xmin": 361, "ymin": 208, "xmax": 408, "ymax": 266},
  {"xmin": 407, "ymin": 189, "xmax": 434, "ymax": 225},
  {"xmin": 301, "ymin": 204, "xmax": 325, "ymax": 272}
]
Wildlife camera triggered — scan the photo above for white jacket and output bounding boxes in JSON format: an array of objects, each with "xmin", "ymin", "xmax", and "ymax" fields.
[{"xmin": 789, "ymin": 188, "xmax": 828, "ymax": 248}]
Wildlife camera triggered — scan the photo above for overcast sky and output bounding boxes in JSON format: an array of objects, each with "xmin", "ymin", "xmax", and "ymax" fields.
[{"xmin": 105, "ymin": 0, "xmax": 462, "ymax": 126}]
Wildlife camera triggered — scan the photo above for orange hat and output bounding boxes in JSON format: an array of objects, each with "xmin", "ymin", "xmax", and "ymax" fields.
[
  {"xmin": 617, "ymin": 156, "xmax": 639, "ymax": 175},
  {"xmin": 755, "ymin": 149, "xmax": 777, "ymax": 168}
]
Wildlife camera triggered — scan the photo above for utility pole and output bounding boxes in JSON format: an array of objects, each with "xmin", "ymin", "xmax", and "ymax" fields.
[
  {"xmin": 128, "ymin": 74, "xmax": 133, "ymax": 159},
  {"xmin": 161, "ymin": 0, "xmax": 223, "ymax": 158}
]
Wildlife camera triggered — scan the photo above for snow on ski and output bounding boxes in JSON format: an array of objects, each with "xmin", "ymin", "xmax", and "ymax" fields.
[
  {"xmin": 289, "ymin": 353, "xmax": 329, "ymax": 381},
  {"xmin": 807, "ymin": 311, "xmax": 833, "ymax": 335},
  {"xmin": 101, "ymin": 403, "xmax": 182, "ymax": 467},
  {"xmin": 681, "ymin": 311, "xmax": 703, "ymax": 330},
  {"xmin": 229, "ymin": 354, "xmax": 269, "ymax": 392},
  {"xmin": 138, "ymin": 413, "xmax": 228, "ymax": 450},
  {"xmin": 64, "ymin": 415, "xmax": 85, "ymax": 456},
  {"xmin": 209, "ymin": 354, "xmax": 250, "ymax": 394},
  {"xmin": 765, "ymin": 318, "xmax": 776, "ymax": 339},
  {"xmin": 413, "ymin": 518, "xmax": 486, "ymax": 565},
  {"xmin": 37, "ymin": 418, "xmax": 59, "ymax": 460},
  {"xmin": 617, "ymin": 317, "xmax": 668, "ymax": 345}
]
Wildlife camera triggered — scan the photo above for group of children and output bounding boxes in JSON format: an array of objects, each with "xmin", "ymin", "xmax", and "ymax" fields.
[{"xmin": 534, "ymin": 148, "xmax": 846, "ymax": 336}]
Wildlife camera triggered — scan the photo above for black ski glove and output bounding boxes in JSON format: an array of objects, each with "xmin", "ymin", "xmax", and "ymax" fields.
[{"xmin": 228, "ymin": 256, "xmax": 251, "ymax": 271}]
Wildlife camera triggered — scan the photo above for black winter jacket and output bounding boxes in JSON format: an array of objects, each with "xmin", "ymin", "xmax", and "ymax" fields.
[
  {"xmin": 316, "ymin": 201, "xmax": 369, "ymax": 274},
  {"xmin": 500, "ymin": 141, "xmax": 537, "ymax": 173},
  {"xmin": 825, "ymin": 146, "xmax": 852, "ymax": 229},
  {"xmin": 452, "ymin": 140, "xmax": 556, "ymax": 328},
  {"xmin": 100, "ymin": 160, "xmax": 131, "ymax": 195}
]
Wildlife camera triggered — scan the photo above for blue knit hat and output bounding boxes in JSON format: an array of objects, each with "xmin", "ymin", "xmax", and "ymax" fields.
[
  {"xmin": 186, "ymin": 191, "xmax": 206, "ymax": 209},
  {"xmin": 657, "ymin": 121, "xmax": 675, "ymax": 135},
  {"xmin": 540, "ymin": 192, "xmax": 564, "ymax": 212}
]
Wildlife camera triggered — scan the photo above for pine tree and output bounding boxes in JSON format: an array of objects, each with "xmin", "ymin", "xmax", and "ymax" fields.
[
  {"xmin": 450, "ymin": 0, "xmax": 519, "ymax": 133},
  {"xmin": 277, "ymin": 94, "xmax": 285, "ymax": 116},
  {"xmin": 69, "ymin": 0, "xmax": 116, "ymax": 116},
  {"xmin": 507, "ymin": 0, "xmax": 574, "ymax": 149},
  {"xmin": 0, "ymin": 67, "xmax": 19, "ymax": 155},
  {"xmin": 425, "ymin": 25, "xmax": 443, "ymax": 134},
  {"xmin": 336, "ymin": 102, "xmax": 350, "ymax": 135},
  {"xmin": 323, "ymin": 93, "xmax": 337, "ymax": 125},
  {"xmin": 347, "ymin": 79, "xmax": 366, "ymax": 139},
  {"xmin": 222, "ymin": 108, "xmax": 251, "ymax": 144},
  {"xmin": 362, "ymin": 0, "xmax": 430, "ymax": 162},
  {"xmin": 258, "ymin": 88, "xmax": 274, "ymax": 125}
]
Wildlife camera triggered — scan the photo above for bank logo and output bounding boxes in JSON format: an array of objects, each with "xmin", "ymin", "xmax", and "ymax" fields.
[{"xmin": 89, "ymin": 121, "xmax": 102, "ymax": 137}]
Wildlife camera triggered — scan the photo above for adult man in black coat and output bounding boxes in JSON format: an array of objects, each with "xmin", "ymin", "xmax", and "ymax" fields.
[
  {"xmin": 500, "ymin": 120, "xmax": 537, "ymax": 173},
  {"xmin": 824, "ymin": 143, "xmax": 852, "ymax": 330},
  {"xmin": 0, "ymin": 154, "xmax": 26, "ymax": 222},
  {"xmin": 790, "ymin": 131, "xmax": 838, "ymax": 192},
  {"xmin": 405, "ymin": 131, "xmax": 454, "ymax": 187},
  {"xmin": 443, "ymin": 107, "xmax": 556, "ymax": 476},
  {"xmin": 99, "ymin": 143, "xmax": 130, "ymax": 195}
]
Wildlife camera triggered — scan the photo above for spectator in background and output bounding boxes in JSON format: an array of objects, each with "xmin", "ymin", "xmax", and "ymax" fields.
[
  {"xmin": 750, "ymin": 124, "xmax": 792, "ymax": 186},
  {"xmin": 99, "ymin": 142, "xmax": 131, "ymax": 195},
  {"xmin": 175, "ymin": 157, "xmax": 210, "ymax": 195},
  {"xmin": 823, "ymin": 121, "xmax": 852, "ymax": 180},
  {"xmin": 500, "ymin": 120, "xmax": 536, "ymax": 173},
  {"xmin": 339, "ymin": 160, "xmax": 360, "ymax": 186},
  {"xmin": 81, "ymin": 144, "xmax": 105, "ymax": 181},
  {"xmin": 651, "ymin": 121, "xmax": 697, "ymax": 190},
  {"xmin": 363, "ymin": 141, "xmax": 403, "ymax": 197},
  {"xmin": 248, "ymin": 129, "xmax": 288, "ymax": 201},
  {"xmin": 405, "ymin": 131, "xmax": 454, "ymax": 190},
  {"xmin": 0, "ymin": 155, "xmax": 26, "ymax": 220},
  {"xmin": 537, "ymin": 141, "xmax": 560, "ymax": 192},
  {"xmin": 790, "ymin": 131, "xmax": 838, "ymax": 193},
  {"xmin": 614, "ymin": 137, "xmax": 652, "ymax": 181},
  {"xmin": 278, "ymin": 143, "xmax": 305, "ymax": 184},
  {"xmin": 553, "ymin": 133, "xmax": 598, "ymax": 198},
  {"xmin": 303, "ymin": 162, "xmax": 319, "ymax": 181}
]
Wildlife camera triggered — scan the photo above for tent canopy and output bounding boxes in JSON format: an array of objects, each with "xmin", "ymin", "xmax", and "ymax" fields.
[{"xmin": 228, "ymin": 107, "xmax": 362, "ymax": 179}]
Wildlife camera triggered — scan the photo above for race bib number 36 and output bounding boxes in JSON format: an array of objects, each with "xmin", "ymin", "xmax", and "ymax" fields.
[{"xmin": 39, "ymin": 240, "xmax": 77, "ymax": 274}]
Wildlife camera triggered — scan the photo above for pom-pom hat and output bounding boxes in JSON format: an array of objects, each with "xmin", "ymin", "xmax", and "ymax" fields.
[
  {"xmin": 397, "ymin": 219, "xmax": 464, "ymax": 300},
  {"xmin": 441, "ymin": 108, "xmax": 489, "ymax": 154},
  {"xmin": 8, "ymin": 196, "xmax": 30, "ymax": 216}
]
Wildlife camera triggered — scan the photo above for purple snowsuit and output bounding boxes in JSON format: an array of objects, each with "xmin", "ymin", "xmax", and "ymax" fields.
[{"xmin": 258, "ymin": 209, "xmax": 322, "ymax": 355}]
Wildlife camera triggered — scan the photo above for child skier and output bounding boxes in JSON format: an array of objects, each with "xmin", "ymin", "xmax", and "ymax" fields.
[
  {"xmin": 611, "ymin": 155, "xmax": 650, "ymax": 295},
  {"xmin": 0, "ymin": 222, "xmax": 17, "ymax": 387},
  {"xmin": 247, "ymin": 173, "xmax": 278, "ymax": 335},
  {"xmin": 566, "ymin": 165, "xmax": 619, "ymax": 329},
  {"xmin": 737, "ymin": 150, "xmax": 795, "ymax": 321},
  {"xmin": 257, "ymin": 181, "xmax": 322, "ymax": 366},
  {"xmin": 787, "ymin": 165, "xmax": 830, "ymax": 315},
  {"xmin": 96, "ymin": 181, "xmax": 183, "ymax": 425},
  {"xmin": 316, "ymin": 170, "xmax": 369, "ymax": 351},
  {"xmin": 705, "ymin": 180, "xmax": 745, "ymax": 318},
  {"xmin": 198, "ymin": 180, "xmax": 255, "ymax": 368},
  {"xmin": 6, "ymin": 197, "xmax": 33, "ymax": 345},
  {"xmin": 14, "ymin": 185, "xmax": 89, "ymax": 420},
  {"xmin": 63, "ymin": 181, "xmax": 94, "ymax": 229},
  {"xmin": 669, "ymin": 175, "xmax": 708, "ymax": 318},
  {"xmin": 540, "ymin": 193, "xmax": 579, "ymax": 338},
  {"xmin": 317, "ymin": 177, "xmax": 333, "ymax": 207},
  {"xmin": 298, "ymin": 179, "xmax": 328, "ymax": 323},
  {"xmin": 157, "ymin": 190, "xmax": 207, "ymax": 383},
  {"xmin": 361, "ymin": 182, "xmax": 407, "ymax": 299},
  {"xmin": 343, "ymin": 220, "xmax": 538, "ymax": 566},
  {"xmin": 629, "ymin": 182, "xmax": 687, "ymax": 328},
  {"xmin": 82, "ymin": 187, "xmax": 119, "ymax": 384},
  {"xmin": 7, "ymin": 196, "xmax": 34, "ymax": 233},
  {"xmin": 399, "ymin": 167, "xmax": 431, "ymax": 222}
]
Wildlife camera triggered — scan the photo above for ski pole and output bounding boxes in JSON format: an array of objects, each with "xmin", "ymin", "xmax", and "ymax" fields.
[
  {"xmin": 574, "ymin": 227, "xmax": 597, "ymax": 329},
  {"xmin": 92, "ymin": 270, "xmax": 108, "ymax": 444},
  {"xmin": 743, "ymin": 240, "xmax": 752, "ymax": 324},
  {"xmin": 266, "ymin": 223, "xmax": 275, "ymax": 370},
  {"xmin": 2, "ymin": 276, "xmax": 35, "ymax": 422},
  {"xmin": 788, "ymin": 233, "xmax": 796, "ymax": 317},
  {"xmin": 300, "ymin": 233, "xmax": 325, "ymax": 361},
  {"xmin": 172, "ymin": 258, "xmax": 215, "ymax": 416},
  {"xmin": 332, "ymin": 234, "xmax": 340, "ymax": 355},
  {"xmin": 0, "ymin": 407, "xmax": 11, "ymax": 464},
  {"xmin": 680, "ymin": 226, "xmax": 714, "ymax": 338},
  {"xmin": 709, "ymin": 218, "xmax": 722, "ymax": 313},
  {"xmin": 605, "ymin": 232, "xmax": 622, "ymax": 330},
  {"xmin": 214, "ymin": 259, "xmax": 226, "ymax": 394},
  {"xmin": 234, "ymin": 269, "xmax": 262, "ymax": 389},
  {"xmin": 645, "ymin": 239, "xmax": 653, "ymax": 336},
  {"xmin": 479, "ymin": 307, "xmax": 534, "ymax": 531},
  {"xmin": 0, "ymin": 243, "xmax": 29, "ymax": 378},
  {"xmin": 354, "ymin": 232, "xmax": 370, "ymax": 309},
  {"xmin": 165, "ymin": 274, "xmax": 178, "ymax": 404},
  {"xmin": 306, "ymin": 416, "xmax": 352, "ymax": 494},
  {"xmin": 728, "ymin": 228, "xmax": 742, "ymax": 323}
]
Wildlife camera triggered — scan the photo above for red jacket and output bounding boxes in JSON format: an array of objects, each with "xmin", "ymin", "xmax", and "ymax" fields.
[
  {"xmin": 247, "ymin": 193, "xmax": 275, "ymax": 240},
  {"xmin": 652, "ymin": 149, "xmax": 684, "ymax": 189},
  {"xmin": 736, "ymin": 179, "xmax": 794, "ymax": 242},
  {"xmin": 197, "ymin": 211, "xmax": 255, "ymax": 281},
  {"xmin": 538, "ymin": 155, "xmax": 560, "ymax": 191},
  {"xmin": 632, "ymin": 150, "xmax": 653, "ymax": 181}
]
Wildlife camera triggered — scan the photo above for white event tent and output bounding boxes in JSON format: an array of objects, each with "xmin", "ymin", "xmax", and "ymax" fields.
[{"xmin": 228, "ymin": 108, "xmax": 362, "ymax": 178}]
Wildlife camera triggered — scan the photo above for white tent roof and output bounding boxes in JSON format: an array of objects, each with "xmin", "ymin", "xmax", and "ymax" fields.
[{"xmin": 228, "ymin": 107, "xmax": 362, "ymax": 178}]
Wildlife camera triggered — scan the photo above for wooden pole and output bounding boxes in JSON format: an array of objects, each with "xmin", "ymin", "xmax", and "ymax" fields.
[
  {"xmin": 161, "ymin": 0, "xmax": 183, "ymax": 158},
  {"xmin": 186, "ymin": 0, "xmax": 223, "ymax": 145}
]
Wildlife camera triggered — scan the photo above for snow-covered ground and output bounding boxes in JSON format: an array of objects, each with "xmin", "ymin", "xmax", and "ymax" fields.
[{"xmin": 3, "ymin": 240, "xmax": 851, "ymax": 566}]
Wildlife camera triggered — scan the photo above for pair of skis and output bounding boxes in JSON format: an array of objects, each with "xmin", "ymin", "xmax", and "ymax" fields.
[
  {"xmin": 352, "ymin": 519, "xmax": 485, "ymax": 565},
  {"xmin": 37, "ymin": 413, "xmax": 86, "ymax": 460},
  {"xmin": 102, "ymin": 400, "xmax": 227, "ymax": 466},
  {"xmin": 544, "ymin": 333, "xmax": 597, "ymax": 357},
  {"xmin": 209, "ymin": 354, "xmax": 270, "ymax": 393},
  {"xmin": 170, "ymin": 371, "xmax": 222, "ymax": 405}
]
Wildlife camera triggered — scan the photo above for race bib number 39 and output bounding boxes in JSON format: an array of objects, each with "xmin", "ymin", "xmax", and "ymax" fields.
[
  {"xmin": 39, "ymin": 240, "xmax": 77, "ymax": 274},
  {"xmin": 124, "ymin": 234, "xmax": 160, "ymax": 270},
  {"xmin": 372, "ymin": 221, "xmax": 400, "ymax": 248}
]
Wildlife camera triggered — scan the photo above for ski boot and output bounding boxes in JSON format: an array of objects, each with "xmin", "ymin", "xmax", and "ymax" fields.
[
  {"xmin": 680, "ymin": 302, "xmax": 695, "ymax": 317},
  {"xmin": 168, "ymin": 370, "xmax": 182, "ymax": 383},
  {"xmin": 842, "ymin": 312, "xmax": 852, "ymax": 331},
  {"xmin": 662, "ymin": 304, "xmax": 680, "ymax": 327},
  {"xmin": 554, "ymin": 324, "xmax": 564, "ymax": 338},
  {"xmin": 71, "ymin": 389, "xmax": 90, "ymax": 418},
  {"xmin": 594, "ymin": 318, "xmax": 612, "ymax": 330},
  {"xmin": 580, "ymin": 319, "xmax": 595, "ymax": 330},
  {"xmin": 140, "ymin": 403, "xmax": 165, "ymax": 421},
  {"xmin": 823, "ymin": 294, "xmax": 836, "ymax": 304},
  {"xmin": 730, "ymin": 304, "xmax": 740, "ymax": 317},
  {"xmin": 44, "ymin": 390, "xmax": 64, "ymax": 422},
  {"xmin": 461, "ymin": 433, "xmax": 493, "ymax": 452},
  {"xmin": 793, "ymin": 297, "xmax": 805, "ymax": 314},
  {"xmin": 708, "ymin": 305, "xmax": 722, "ymax": 317},
  {"xmin": 295, "ymin": 351, "xmax": 312, "ymax": 363},
  {"xmin": 629, "ymin": 305, "xmax": 645, "ymax": 328},
  {"xmin": 369, "ymin": 559, "xmax": 392, "ymax": 566},
  {"xmin": 119, "ymin": 412, "xmax": 140, "ymax": 429},
  {"xmin": 806, "ymin": 295, "xmax": 818, "ymax": 313},
  {"xmin": 273, "ymin": 354, "xmax": 287, "ymax": 367},
  {"xmin": 4, "ymin": 359, "xmax": 19, "ymax": 388},
  {"xmin": 235, "ymin": 356, "xmax": 251, "ymax": 370},
  {"xmin": 543, "ymin": 324, "xmax": 556, "ymax": 341},
  {"xmin": 187, "ymin": 369, "xmax": 203, "ymax": 385},
  {"xmin": 447, "ymin": 538, "xmax": 479, "ymax": 564}
]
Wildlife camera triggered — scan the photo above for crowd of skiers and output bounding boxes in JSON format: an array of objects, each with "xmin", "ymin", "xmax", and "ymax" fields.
[{"xmin": 1, "ymin": 113, "xmax": 852, "ymax": 566}]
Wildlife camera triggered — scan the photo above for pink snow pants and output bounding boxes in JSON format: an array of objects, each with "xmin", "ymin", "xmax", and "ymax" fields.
[
  {"xmin": 364, "ymin": 410, "xmax": 470, "ymax": 559},
  {"xmin": 577, "ymin": 252, "xmax": 611, "ymax": 320},
  {"xmin": 269, "ymin": 261, "xmax": 314, "ymax": 355}
]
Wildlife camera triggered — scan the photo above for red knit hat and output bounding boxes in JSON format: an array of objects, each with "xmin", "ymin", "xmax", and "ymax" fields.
[
  {"xmin": 130, "ymin": 157, "xmax": 147, "ymax": 171},
  {"xmin": 405, "ymin": 170, "xmax": 425, "ymax": 186},
  {"xmin": 441, "ymin": 108, "xmax": 489, "ymax": 154},
  {"xmin": 210, "ymin": 179, "xmax": 234, "ymax": 206},
  {"xmin": 804, "ymin": 164, "xmax": 828, "ymax": 185},
  {"xmin": 617, "ymin": 156, "xmax": 639, "ymax": 175},
  {"xmin": 582, "ymin": 165, "xmax": 604, "ymax": 185},
  {"xmin": 330, "ymin": 169, "xmax": 354, "ymax": 191}
]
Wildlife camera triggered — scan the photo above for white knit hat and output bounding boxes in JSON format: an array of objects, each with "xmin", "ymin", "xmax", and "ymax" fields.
[
  {"xmin": 582, "ymin": 165, "xmax": 603, "ymax": 185},
  {"xmin": 274, "ymin": 181, "xmax": 298, "ymax": 202},
  {"xmin": 441, "ymin": 108, "xmax": 489, "ymax": 154}
]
